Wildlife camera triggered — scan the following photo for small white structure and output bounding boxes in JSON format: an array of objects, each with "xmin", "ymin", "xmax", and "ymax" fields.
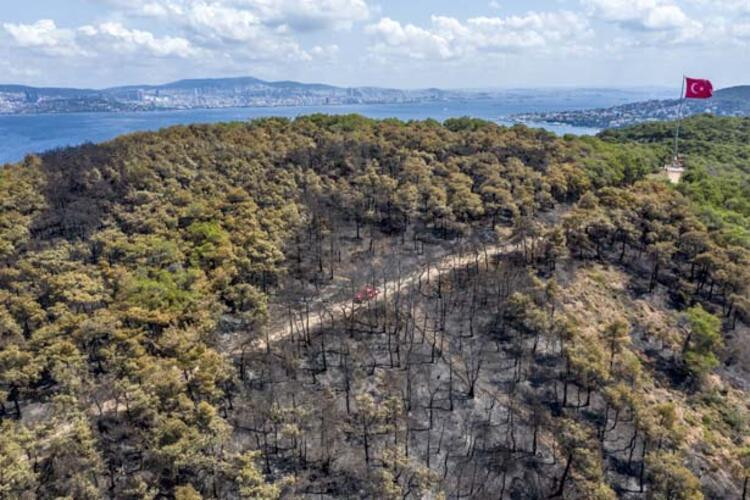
[{"xmin": 663, "ymin": 156, "xmax": 685, "ymax": 184}]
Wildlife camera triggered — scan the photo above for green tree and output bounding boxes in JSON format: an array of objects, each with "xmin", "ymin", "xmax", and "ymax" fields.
[
  {"xmin": 551, "ymin": 418, "xmax": 611, "ymax": 498},
  {"xmin": 38, "ymin": 414, "xmax": 104, "ymax": 499},
  {"xmin": 0, "ymin": 421, "xmax": 37, "ymax": 496},
  {"xmin": 645, "ymin": 451, "xmax": 703, "ymax": 500},
  {"xmin": 682, "ymin": 305, "xmax": 723, "ymax": 381},
  {"xmin": 0, "ymin": 343, "xmax": 42, "ymax": 418},
  {"xmin": 235, "ymin": 451, "xmax": 289, "ymax": 499},
  {"xmin": 174, "ymin": 484, "xmax": 202, "ymax": 500}
]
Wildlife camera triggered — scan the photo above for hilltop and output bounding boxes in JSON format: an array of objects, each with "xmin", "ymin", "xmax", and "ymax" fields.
[
  {"xmin": 514, "ymin": 85, "xmax": 750, "ymax": 129},
  {"xmin": 0, "ymin": 115, "xmax": 748, "ymax": 498},
  {"xmin": 600, "ymin": 114, "xmax": 750, "ymax": 247}
]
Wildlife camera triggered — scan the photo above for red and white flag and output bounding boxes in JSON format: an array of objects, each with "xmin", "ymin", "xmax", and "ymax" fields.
[{"xmin": 684, "ymin": 77, "xmax": 713, "ymax": 99}]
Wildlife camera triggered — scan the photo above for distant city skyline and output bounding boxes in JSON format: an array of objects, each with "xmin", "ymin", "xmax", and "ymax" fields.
[{"xmin": 1, "ymin": 0, "xmax": 749, "ymax": 90}]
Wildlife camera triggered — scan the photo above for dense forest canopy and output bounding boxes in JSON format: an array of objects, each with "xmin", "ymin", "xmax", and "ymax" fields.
[
  {"xmin": 600, "ymin": 115, "xmax": 750, "ymax": 247},
  {"xmin": 0, "ymin": 115, "xmax": 748, "ymax": 499}
]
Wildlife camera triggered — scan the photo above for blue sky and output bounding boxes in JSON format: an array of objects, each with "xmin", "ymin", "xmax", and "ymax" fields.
[{"xmin": 1, "ymin": 0, "xmax": 749, "ymax": 89}]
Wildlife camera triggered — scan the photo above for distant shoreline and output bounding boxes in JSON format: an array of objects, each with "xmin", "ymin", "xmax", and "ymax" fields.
[
  {"xmin": 0, "ymin": 98, "xmax": 477, "ymax": 117},
  {"xmin": 0, "ymin": 77, "xmax": 675, "ymax": 116}
]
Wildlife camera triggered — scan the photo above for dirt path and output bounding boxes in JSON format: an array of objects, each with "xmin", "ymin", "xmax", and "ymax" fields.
[
  {"xmin": 235, "ymin": 240, "xmax": 518, "ymax": 354},
  {"xmin": 255, "ymin": 235, "xmax": 550, "ymax": 416}
]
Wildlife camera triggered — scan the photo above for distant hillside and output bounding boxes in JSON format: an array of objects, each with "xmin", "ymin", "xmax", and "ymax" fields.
[
  {"xmin": 0, "ymin": 76, "xmax": 461, "ymax": 114},
  {"xmin": 514, "ymin": 85, "xmax": 750, "ymax": 128}
]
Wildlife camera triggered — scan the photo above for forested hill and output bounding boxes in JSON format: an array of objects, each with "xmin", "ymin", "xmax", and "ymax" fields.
[
  {"xmin": 600, "ymin": 114, "xmax": 750, "ymax": 247},
  {"xmin": 1, "ymin": 115, "xmax": 749, "ymax": 499}
]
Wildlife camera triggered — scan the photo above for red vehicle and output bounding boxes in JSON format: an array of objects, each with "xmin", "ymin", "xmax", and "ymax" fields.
[{"xmin": 354, "ymin": 286, "xmax": 379, "ymax": 303}]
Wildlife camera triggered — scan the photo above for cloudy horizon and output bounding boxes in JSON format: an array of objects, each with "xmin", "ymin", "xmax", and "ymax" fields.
[{"xmin": 1, "ymin": 0, "xmax": 749, "ymax": 90}]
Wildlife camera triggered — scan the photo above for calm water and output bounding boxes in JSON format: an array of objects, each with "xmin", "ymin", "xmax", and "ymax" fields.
[{"xmin": 0, "ymin": 90, "xmax": 669, "ymax": 164}]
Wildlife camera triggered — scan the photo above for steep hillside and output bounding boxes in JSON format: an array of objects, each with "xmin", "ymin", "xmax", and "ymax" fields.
[{"xmin": 0, "ymin": 116, "xmax": 747, "ymax": 499}]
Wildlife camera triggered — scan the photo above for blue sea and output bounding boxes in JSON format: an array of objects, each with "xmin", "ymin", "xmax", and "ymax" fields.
[{"xmin": 0, "ymin": 89, "xmax": 671, "ymax": 165}]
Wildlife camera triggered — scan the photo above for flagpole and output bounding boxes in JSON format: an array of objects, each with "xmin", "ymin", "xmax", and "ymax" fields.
[{"xmin": 673, "ymin": 75, "xmax": 686, "ymax": 162}]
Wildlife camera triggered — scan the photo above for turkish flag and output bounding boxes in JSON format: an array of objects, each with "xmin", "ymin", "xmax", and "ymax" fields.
[{"xmin": 684, "ymin": 77, "xmax": 713, "ymax": 99}]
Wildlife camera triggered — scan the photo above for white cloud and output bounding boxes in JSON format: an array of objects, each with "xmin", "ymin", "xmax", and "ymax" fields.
[
  {"xmin": 178, "ymin": 4, "xmax": 326, "ymax": 61},
  {"xmin": 365, "ymin": 17, "xmax": 460, "ymax": 60},
  {"xmin": 309, "ymin": 44, "xmax": 340, "ymax": 58},
  {"xmin": 583, "ymin": 0, "xmax": 702, "ymax": 37},
  {"xmin": 3, "ymin": 19, "xmax": 200, "ymax": 60},
  {"xmin": 254, "ymin": 0, "xmax": 371, "ymax": 31},
  {"xmin": 4, "ymin": 12, "xmax": 336, "ymax": 67},
  {"xmin": 365, "ymin": 11, "xmax": 591, "ymax": 61},
  {"xmin": 585, "ymin": 0, "xmax": 750, "ymax": 47},
  {"xmin": 179, "ymin": 3, "xmax": 264, "ymax": 42},
  {"xmin": 92, "ymin": 0, "xmax": 371, "ymax": 32},
  {"xmin": 689, "ymin": 0, "xmax": 750, "ymax": 14},
  {"xmin": 468, "ymin": 12, "xmax": 591, "ymax": 48},
  {"xmin": 82, "ymin": 0, "xmax": 365, "ymax": 62},
  {"xmin": 81, "ymin": 22, "xmax": 198, "ymax": 57},
  {"xmin": 3, "ymin": 19, "xmax": 85, "ymax": 57}
]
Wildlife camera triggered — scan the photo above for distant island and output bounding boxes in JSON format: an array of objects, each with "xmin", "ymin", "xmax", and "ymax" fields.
[
  {"xmin": 0, "ymin": 77, "xmax": 479, "ymax": 114},
  {"xmin": 512, "ymin": 85, "xmax": 750, "ymax": 128}
]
